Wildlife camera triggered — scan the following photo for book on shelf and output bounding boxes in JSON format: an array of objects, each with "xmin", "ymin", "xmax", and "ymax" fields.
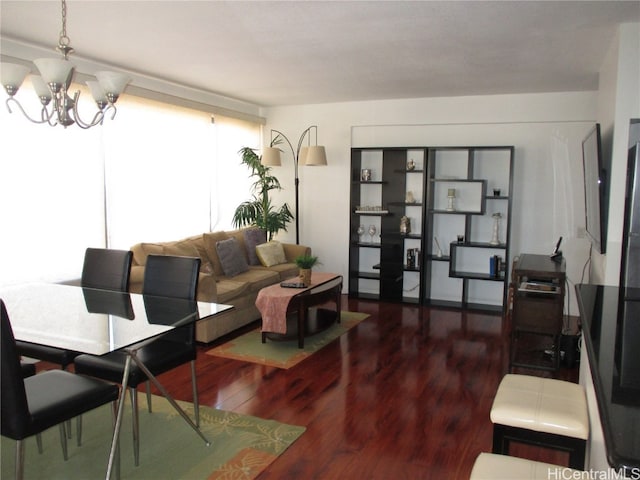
[{"xmin": 518, "ymin": 281, "xmax": 560, "ymax": 294}]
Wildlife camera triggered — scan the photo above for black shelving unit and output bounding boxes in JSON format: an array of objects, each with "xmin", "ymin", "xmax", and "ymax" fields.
[
  {"xmin": 349, "ymin": 147, "xmax": 427, "ymax": 303},
  {"xmin": 349, "ymin": 145, "xmax": 513, "ymax": 311}
]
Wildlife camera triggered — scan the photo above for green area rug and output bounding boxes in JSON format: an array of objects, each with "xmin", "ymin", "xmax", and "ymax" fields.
[
  {"xmin": 206, "ymin": 311, "xmax": 369, "ymax": 369},
  {"xmin": 0, "ymin": 395, "xmax": 304, "ymax": 480}
]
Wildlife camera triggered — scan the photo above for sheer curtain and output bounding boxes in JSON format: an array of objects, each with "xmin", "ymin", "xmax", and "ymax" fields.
[
  {"xmin": 103, "ymin": 96, "xmax": 214, "ymax": 249},
  {"xmin": 0, "ymin": 80, "xmax": 105, "ymax": 285},
  {"xmin": 210, "ymin": 114, "xmax": 261, "ymax": 232},
  {"xmin": 0, "ymin": 84, "xmax": 260, "ymax": 286}
]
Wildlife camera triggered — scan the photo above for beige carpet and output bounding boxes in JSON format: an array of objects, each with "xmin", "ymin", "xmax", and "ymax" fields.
[{"xmin": 205, "ymin": 311, "xmax": 369, "ymax": 369}]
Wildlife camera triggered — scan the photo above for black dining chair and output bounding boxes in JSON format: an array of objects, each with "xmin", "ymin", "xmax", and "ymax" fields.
[
  {"xmin": 74, "ymin": 254, "xmax": 201, "ymax": 466},
  {"xmin": 16, "ymin": 248, "xmax": 132, "ymax": 446},
  {"xmin": 1, "ymin": 300, "xmax": 120, "ymax": 480},
  {"xmin": 16, "ymin": 248, "xmax": 133, "ymax": 370}
]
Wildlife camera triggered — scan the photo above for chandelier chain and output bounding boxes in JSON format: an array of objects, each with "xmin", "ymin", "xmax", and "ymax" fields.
[{"xmin": 59, "ymin": 0, "xmax": 71, "ymax": 48}]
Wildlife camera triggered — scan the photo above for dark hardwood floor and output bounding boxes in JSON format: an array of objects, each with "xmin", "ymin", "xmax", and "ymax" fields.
[{"xmin": 41, "ymin": 296, "xmax": 579, "ymax": 479}]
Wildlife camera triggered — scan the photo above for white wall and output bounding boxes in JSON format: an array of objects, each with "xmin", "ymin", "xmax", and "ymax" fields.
[
  {"xmin": 262, "ymin": 91, "xmax": 598, "ymax": 315},
  {"xmin": 582, "ymin": 22, "xmax": 640, "ymax": 474},
  {"xmin": 599, "ymin": 23, "xmax": 640, "ymax": 286}
]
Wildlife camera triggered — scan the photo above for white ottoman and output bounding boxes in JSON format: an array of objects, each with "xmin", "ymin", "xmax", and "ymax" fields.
[
  {"xmin": 490, "ymin": 374, "xmax": 589, "ymax": 469},
  {"xmin": 470, "ymin": 453, "xmax": 584, "ymax": 480}
]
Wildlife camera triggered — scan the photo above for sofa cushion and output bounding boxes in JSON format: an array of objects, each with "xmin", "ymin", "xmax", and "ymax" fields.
[
  {"xmin": 163, "ymin": 240, "xmax": 214, "ymax": 274},
  {"xmin": 243, "ymin": 228, "xmax": 267, "ymax": 265},
  {"xmin": 163, "ymin": 240, "xmax": 198, "ymax": 258},
  {"xmin": 214, "ymin": 279, "xmax": 250, "ymax": 304},
  {"xmin": 254, "ymin": 263, "xmax": 300, "ymax": 281},
  {"xmin": 215, "ymin": 238, "xmax": 249, "ymax": 277},
  {"xmin": 202, "ymin": 231, "xmax": 231, "ymax": 276},
  {"xmin": 256, "ymin": 241, "xmax": 287, "ymax": 267},
  {"xmin": 131, "ymin": 242, "xmax": 164, "ymax": 266},
  {"xmin": 180, "ymin": 235, "xmax": 212, "ymax": 272},
  {"xmin": 230, "ymin": 268, "xmax": 280, "ymax": 292}
]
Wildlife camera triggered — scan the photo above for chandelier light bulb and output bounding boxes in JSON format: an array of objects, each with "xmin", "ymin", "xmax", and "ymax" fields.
[
  {"xmin": 30, "ymin": 75, "xmax": 53, "ymax": 105},
  {"xmin": 0, "ymin": 63, "xmax": 30, "ymax": 96},
  {"xmin": 86, "ymin": 81, "xmax": 108, "ymax": 109},
  {"xmin": 33, "ymin": 58, "xmax": 74, "ymax": 91},
  {"xmin": 95, "ymin": 71, "xmax": 131, "ymax": 99}
]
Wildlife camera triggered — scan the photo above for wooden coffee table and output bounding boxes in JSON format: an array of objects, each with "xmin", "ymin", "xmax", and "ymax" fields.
[{"xmin": 256, "ymin": 272, "xmax": 342, "ymax": 348}]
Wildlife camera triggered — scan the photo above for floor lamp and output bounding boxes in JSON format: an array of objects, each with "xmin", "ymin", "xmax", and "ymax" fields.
[{"xmin": 261, "ymin": 125, "xmax": 327, "ymax": 244}]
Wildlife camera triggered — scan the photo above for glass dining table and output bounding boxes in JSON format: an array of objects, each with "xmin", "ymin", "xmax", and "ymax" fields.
[{"xmin": 0, "ymin": 282, "xmax": 233, "ymax": 480}]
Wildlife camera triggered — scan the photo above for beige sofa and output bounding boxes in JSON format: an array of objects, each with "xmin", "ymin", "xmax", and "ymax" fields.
[{"xmin": 129, "ymin": 227, "xmax": 310, "ymax": 343}]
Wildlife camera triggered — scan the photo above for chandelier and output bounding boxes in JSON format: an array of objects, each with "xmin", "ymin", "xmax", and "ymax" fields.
[{"xmin": 0, "ymin": 0, "xmax": 130, "ymax": 129}]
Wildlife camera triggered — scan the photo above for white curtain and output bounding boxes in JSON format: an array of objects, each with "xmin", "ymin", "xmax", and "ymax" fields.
[
  {"xmin": 210, "ymin": 114, "xmax": 261, "ymax": 232},
  {"xmin": 0, "ymin": 83, "xmax": 259, "ymax": 285},
  {"xmin": 103, "ymin": 96, "xmax": 214, "ymax": 249}
]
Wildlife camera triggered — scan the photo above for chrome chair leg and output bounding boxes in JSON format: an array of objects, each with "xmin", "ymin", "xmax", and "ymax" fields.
[
  {"xmin": 130, "ymin": 387, "xmax": 140, "ymax": 467},
  {"xmin": 111, "ymin": 401, "xmax": 121, "ymax": 480},
  {"xmin": 146, "ymin": 381, "xmax": 152, "ymax": 413},
  {"xmin": 191, "ymin": 360, "xmax": 199, "ymax": 427},
  {"xmin": 76, "ymin": 415, "xmax": 83, "ymax": 446},
  {"xmin": 15, "ymin": 439, "xmax": 25, "ymax": 480},
  {"xmin": 36, "ymin": 433, "xmax": 43, "ymax": 454},
  {"xmin": 58, "ymin": 423, "xmax": 68, "ymax": 460}
]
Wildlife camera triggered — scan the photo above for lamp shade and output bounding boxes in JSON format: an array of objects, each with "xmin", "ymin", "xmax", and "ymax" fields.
[
  {"xmin": 1, "ymin": 63, "xmax": 30, "ymax": 90},
  {"xmin": 298, "ymin": 147, "xmax": 308, "ymax": 165},
  {"xmin": 261, "ymin": 146, "xmax": 282, "ymax": 166},
  {"xmin": 34, "ymin": 58, "xmax": 74, "ymax": 86},
  {"xmin": 86, "ymin": 81, "xmax": 107, "ymax": 103},
  {"xmin": 31, "ymin": 75, "xmax": 52, "ymax": 101},
  {"xmin": 305, "ymin": 145, "xmax": 327, "ymax": 166},
  {"xmin": 95, "ymin": 71, "xmax": 130, "ymax": 96}
]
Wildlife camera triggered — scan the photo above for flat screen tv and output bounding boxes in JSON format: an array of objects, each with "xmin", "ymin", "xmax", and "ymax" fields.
[{"xmin": 581, "ymin": 123, "xmax": 608, "ymax": 254}]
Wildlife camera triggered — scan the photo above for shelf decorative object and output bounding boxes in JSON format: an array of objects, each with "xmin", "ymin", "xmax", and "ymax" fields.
[
  {"xmin": 400, "ymin": 216, "xmax": 411, "ymax": 234},
  {"xmin": 490, "ymin": 212, "xmax": 503, "ymax": 245},
  {"xmin": 434, "ymin": 237, "xmax": 443, "ymax": 258},
  {"xmin": 361, "ymin": 169, "xmax": 372, "ymax": 181},
  {"xmin": 446, "ymin": 188, "xmax": 456, "ymax": 211},
  {"xmin": 368, "ymin": 224, "xmax": 377, "ymax": 244},
  {"xmin": 407, "ymin": 159, "xmax": 416, "ymax": 171},
  {"xmin": 357, "ymin": 225, "xmax": 365, "ymax": 242},
  {"xmin": 406, "ymin": 191, "xmax": 416, "ymax": 203}
]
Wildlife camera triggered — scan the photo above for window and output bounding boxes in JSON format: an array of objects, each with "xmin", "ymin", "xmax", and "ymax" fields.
[{"xmin": 0, "ymin": 83, "xmax": 259, "ymax": 285}]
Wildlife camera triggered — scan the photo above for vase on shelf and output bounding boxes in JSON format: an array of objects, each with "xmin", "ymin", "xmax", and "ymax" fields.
[
  {"xmin": 406, "ymin": 191, "xmax": 415, "ymax": 203},
  {"xmin": 446, "ymin": 188, "xmax": 456, "ymax": 211},
  {"xmin": 490, "ymin": 212, "xmax": 502, "ymax": 245},
  {"xmin": 400, "ymin": 216, "xmax": 411, "ymax": 234},
  {"xmin": 368, "ymin": 224, "xmax": 377, "ymax": 244}
]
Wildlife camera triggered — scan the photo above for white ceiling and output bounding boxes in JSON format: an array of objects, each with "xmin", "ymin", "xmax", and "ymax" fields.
[{"xmin": 1, "ymin": 1, "xmax": 639, "ymax": 107}]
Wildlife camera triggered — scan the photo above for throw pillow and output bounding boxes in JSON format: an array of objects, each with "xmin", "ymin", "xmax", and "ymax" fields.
[
  {"xmin": 202, "ymin": 232, "xmax": 231, "ymax": 276},
  {"xmin": 243, "ymin": 227, "xmax": 267, "ymax": 265},
  {"xmin": 215, "ymin": 238, "xmax": 249, "ymax": 277},
  {"xmin": 255, "ymin": 241, "xmax": 287, "ymax": 267}
]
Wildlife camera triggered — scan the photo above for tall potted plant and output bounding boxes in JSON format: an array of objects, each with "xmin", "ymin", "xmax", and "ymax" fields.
[{"xmin": 232, "ymin": 147, "xmax": 293, "ymax": 241}]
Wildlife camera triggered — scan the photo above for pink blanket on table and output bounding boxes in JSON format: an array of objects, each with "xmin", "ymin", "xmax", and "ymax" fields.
[{"xmin": 256, "ymin": 272, "xmax": 338, "ymax": 334}]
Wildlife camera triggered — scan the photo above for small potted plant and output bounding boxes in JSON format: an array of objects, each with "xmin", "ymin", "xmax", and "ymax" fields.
[{"xmin": 295, "ymin": 254, "xmax": 320, "ymax": 286}]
